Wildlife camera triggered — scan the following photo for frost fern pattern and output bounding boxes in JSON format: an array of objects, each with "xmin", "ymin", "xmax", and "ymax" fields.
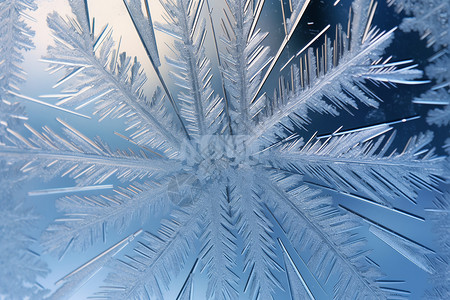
[
  {"xmin": 0, "ymin": 0, "xmax": 50, "ymax": 298},
  {"xmin": 0, "ymin": 0, "xmax": 448, "ymax": 299}
]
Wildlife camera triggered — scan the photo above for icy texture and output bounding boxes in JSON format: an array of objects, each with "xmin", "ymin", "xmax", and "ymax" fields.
[
  {"xmin": 0, "ymin": 0, "xmax": 448, "ymax": 299},
  {"xmin": 0, "ymin": 0, "xmax": 49, "ymax": 298},
  {"xmin": 0, "ymin": 186, "xmax": 49, "ymax": 299},
  {"xmin": 0, "ymin": 0, "xmax": 35, "ymax": 138},
  {"xmin": 425, "ymin": 193, "xmax": 450, "ymax": 299},
  {"xmin": 389, "ymin": 0, "xmax": 450, "ymax": 127},
  {"xmin": 388, "ymin": 2, "xmax": 450, "ymax": 296}
]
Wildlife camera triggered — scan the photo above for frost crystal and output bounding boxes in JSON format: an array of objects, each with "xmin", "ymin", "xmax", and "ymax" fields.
[
  {"xmin": 0, "ymin": 0, "xmax": 449, "ymax": 299},
  {"xmin": 389, "ymin": 0, "xmax": 450, "ymax": 129},
  {"xmin": 0, "ymin": 0, "xmax": 49, "ymax": 298}
]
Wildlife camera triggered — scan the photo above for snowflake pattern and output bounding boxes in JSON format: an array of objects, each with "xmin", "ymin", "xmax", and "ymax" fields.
[{"xmin": 0, "ymin": 0, "xmax": 449, "ymax": 299}]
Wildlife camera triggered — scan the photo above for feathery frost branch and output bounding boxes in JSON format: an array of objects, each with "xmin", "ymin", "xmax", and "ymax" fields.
[{"xmin": 264, "ymin": 125, "xmax": 443, "ymax": 203}]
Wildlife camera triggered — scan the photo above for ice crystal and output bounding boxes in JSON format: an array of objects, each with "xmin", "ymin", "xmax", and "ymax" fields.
[
  {"xmin": 388, "ymin": 3, "xmax": 450, "ymax": 296},
  {"xmin": 0, "ymin": 0, "xmax": 449, "ymax": 299},
  {"xmin": 389, "ymin": 0, "xmax": 450, "ymax": 130},
  {"xmin": 0, "ymin": 0, "xmax": 49, "ymax": 298}
]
